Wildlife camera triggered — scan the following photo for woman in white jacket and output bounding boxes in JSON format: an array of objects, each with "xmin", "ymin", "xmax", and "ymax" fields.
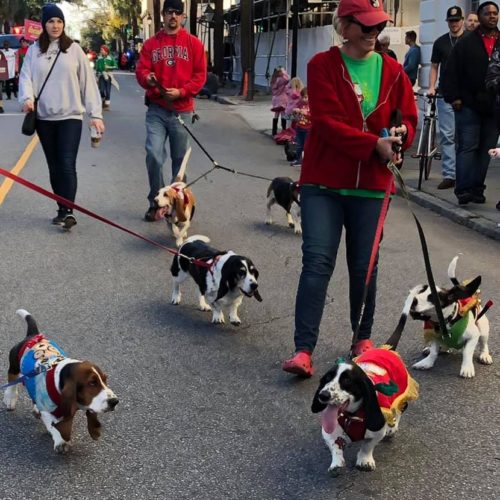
[{"xmin": 18, "ymin": 3, "xmax": 105, "ymax": 229}]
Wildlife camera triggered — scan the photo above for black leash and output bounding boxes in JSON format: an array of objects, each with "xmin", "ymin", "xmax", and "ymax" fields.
[{"xmin": 150, "ymin": 80, "xmax": 275, "ymax": 187}]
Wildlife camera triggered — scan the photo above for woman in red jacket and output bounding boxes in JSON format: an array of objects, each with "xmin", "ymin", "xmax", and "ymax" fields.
[{"xmin": 282, "ymin": 0, "xmax": 417, "ymax": 377}]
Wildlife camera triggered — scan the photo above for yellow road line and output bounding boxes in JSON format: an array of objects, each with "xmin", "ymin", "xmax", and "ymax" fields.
[{"xmin": 0, "ymin": 135, "xmax": 39, "ymax": 205}]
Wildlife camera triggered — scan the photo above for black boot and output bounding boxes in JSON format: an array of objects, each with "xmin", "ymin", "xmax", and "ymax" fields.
[
  {"xmin": 281, "ymin": 118, "xmax": 287, "ymax": 131},
  {"xmin": 272, "ymin": 118, "xmax": 278, "ymax": 136}
]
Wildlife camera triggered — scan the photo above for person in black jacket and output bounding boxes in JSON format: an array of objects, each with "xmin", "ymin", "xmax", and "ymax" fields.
[{"xmin": 442, "ymin": 1, "xmax": 500, "ymax": 205}]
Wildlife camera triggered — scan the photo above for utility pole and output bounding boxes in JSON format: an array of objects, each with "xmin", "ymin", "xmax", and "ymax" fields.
[
  {"xmin": 214, "ymin": 0, "xmax": 224, "ymax": 79},
  {"xmin": 291, "ymin": 0, "xmax": 299, "ymax": 77},
  {"xmin": 240, "ymin": 0, "xmax": 255, "ymax": 100},
  {"xmin": 190, "ymin": 0, "xmax": 198, "ymax": 36},
  {"xmin": 153, "ymin": 0, "xmax": 161, "ymax": 34}
]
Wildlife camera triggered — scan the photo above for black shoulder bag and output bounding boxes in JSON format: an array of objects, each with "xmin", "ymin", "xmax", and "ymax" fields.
[{"xmin": 22, "ymin": 50, "xmax": 61, "ymax": 136}]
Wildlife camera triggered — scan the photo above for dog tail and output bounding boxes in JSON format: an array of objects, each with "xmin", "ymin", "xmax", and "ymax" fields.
[
  {"xmin": 16, "ymin": 309, "xmax": 40, "ymax": 337},
  {"xmin": 382, "ymin": 287, "xmax": 420, "ymax": 350},
  {"xmin": 448, "ymin": 255, "xmax": 460, "ymax": 286}
]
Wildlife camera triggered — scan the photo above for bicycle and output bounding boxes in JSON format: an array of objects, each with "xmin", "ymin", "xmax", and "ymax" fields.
[{"xmin": 411, "ymin": 92, "xmax": 442, "ymax": 190}]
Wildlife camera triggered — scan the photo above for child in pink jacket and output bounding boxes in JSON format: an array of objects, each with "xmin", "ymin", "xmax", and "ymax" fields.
[{"xmin": 270, "ymin": 66, "xmax": 289, "ymax": 136}]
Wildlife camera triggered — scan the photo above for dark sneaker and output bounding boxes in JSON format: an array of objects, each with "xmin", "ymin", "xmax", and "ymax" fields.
[
  {"xmin": 457, "ymin": 193, "xmax": 473, "ymax": 205},
  {"xmin": 52, "ymin": 210, "xmax": 66, "ymax": 225},
  {"xmin": 62, "ymin": 214, "xmax": 77, "ymax": 230},
  {"xmin": 437, "ymin": 178, "xmax": 455, "ymax": 190},
  {"xmin": 282, "ymin": 351, "xmax": 314, "ymax": 377},
  {"xmin": 144, "ymin": 207, "xmax": 157, "ymax": 222},
  {"xmin": 0, "ymin": 107, "xmax": 4, "ymax": 114},
  {"xmin": 496, "ymin": 201, "xmax": 500, "ymax": 211},
  {"xmin": 471, "ymin": 194, "xmax": 486, "ymax": 204}
]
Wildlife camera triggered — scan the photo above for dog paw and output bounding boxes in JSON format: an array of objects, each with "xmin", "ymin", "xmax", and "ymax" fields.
[
  {"xmin": 459, "ymin": 365, "xmax": 475, "ymax": 378},
  {"xmin": 199, "ymin": 304, "xmax": 212, "ymax": 312},
  {"xmin": 478, "ymin": 353, "xmax": 493, "ymax": 365},
  {"xmin": 412, "ymin": 359, "xmax": 434, "ymax": 370},
  {"xmin": 328, "ymin": 464, "xmax": 345, "ymax": 477},
  {"xmin": 230, "ymin": 317, "xmax": 241, "ymax": 326},
  {"xmin": 89, "ymin": 427, "xmax": 102, "ymax": 441},
  {"xmin": 175, "ymin": 238, "xmax": 184, "ymax": 247},
  {"xmin": 265, "ymin": 218, "xmax": 273, "ymax": 225},
  {"xmin": 288, "ymin": 222, "xmax": 295, "ymax": 228},
  {"xmin": 294, "ymin": 226, "xmax": 302, "ymax": 235},
  {"xmin": 171, "ymin": 293, "xmax": 181, "ymax": 305},
  {"xmin": 356, "ymin": 459, "xmax": 376, "ymax": 471},
  {"xmin": 54, "ymin": 440, "xmax": 71, "ymax": 454},
  {"xmin": 212, "ymin": 312, "xmax": 225, "ymax": 324},
  {"xmin": 3, "ymin": 394, "xmax": 17, "ymax": 411}
]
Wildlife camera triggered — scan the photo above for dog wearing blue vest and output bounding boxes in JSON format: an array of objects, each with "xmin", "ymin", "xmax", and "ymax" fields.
[{"xmin": 3, "ymin": 309, "xmax": 119, "ymax": 453}]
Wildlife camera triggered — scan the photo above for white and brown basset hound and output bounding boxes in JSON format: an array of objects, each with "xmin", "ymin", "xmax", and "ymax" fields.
[
  {"xmin": 154, "ymin": 181, "xmax": 197, "ymax": 246},
  {"xmin": 171, "ymin": 235, "xmax": 262, "ymax": 326},
  {"xmin": 3, "ymin": 309, "xmax": 118, "ymax": 453}
]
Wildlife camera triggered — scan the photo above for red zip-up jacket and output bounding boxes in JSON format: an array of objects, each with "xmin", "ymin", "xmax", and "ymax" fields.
[
  {"xmin": 300, "ymin": 46, "xmax": 418, "ymax": 192},
  {"xmin": 136, "ymin": 29, "xmax": 207, "ymax": 113}
]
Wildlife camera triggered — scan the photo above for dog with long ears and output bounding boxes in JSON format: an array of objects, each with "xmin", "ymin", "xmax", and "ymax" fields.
[
  {"xmin": 265, "ymin": 177, "xmax": 301, "ymax": 234},
  {"xmin": 3, "ymin": 309, "xmax": 119, "ymax": 453},
  {"xmin": 407, "ymin": 256, "xmax": 493, "ymax": 378},
  {"xmin": 153, "ymin": 147, "xmax": 196, "ymax": 246},
  {"xmin": 171, "ymin": 235, "xmax": 262, "ymax": 326},
  {"xmin": 311, "ymin": 291, "xmax": 419, "ymax": 474}
]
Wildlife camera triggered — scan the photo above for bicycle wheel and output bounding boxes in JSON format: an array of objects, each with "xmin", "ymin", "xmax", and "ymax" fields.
[
  {"xmin": 424, "ymin": 119, "xmax": 437, "ymax": 180},
  {"xmin": 417, "ymin": 119, "xmax": 431, "ymax": 189}
]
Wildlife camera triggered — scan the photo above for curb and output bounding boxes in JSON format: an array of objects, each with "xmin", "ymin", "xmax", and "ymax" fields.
[
  {"xmin": 403, "ymin": 187, "xmax": 500, "ymax": 241},
  {"xmin": 214, "ymin": 95, "xmax": 237, "ymax": 105}
]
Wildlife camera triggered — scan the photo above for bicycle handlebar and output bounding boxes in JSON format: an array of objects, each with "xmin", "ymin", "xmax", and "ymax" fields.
[{"xmin": 414, "ymin": 91, "xmax": 443, "ymax": 99}]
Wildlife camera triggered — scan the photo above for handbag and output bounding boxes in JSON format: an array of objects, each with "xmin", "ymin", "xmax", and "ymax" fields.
[{"xmin": 21, "ymin": 50, "xmax": 61, "ymax": 136}]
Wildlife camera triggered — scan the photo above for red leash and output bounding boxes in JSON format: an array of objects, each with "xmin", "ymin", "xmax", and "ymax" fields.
[
  {"xmin": 0, "ymin": 167, "xmax": 212, "ymax": 269},
  {"xmin": 349, "ymin": 177, "xmax": 393, "ymax": 356}
]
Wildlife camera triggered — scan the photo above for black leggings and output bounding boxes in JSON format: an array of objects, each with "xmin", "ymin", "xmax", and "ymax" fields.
[{"xmin": 36, "ymin": 119, "xmax": 82, "ymax": 212}]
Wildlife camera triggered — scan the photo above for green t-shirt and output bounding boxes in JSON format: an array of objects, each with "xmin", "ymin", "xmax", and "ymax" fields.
[{"xmin": 341, "ymin": 51, "xmax": 382, "ymax": 117}]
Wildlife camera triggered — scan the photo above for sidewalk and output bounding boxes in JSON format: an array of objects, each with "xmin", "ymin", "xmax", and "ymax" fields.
[{"xmin": 213, "ymin": 88, "xmax": 500, "ymax": 241}]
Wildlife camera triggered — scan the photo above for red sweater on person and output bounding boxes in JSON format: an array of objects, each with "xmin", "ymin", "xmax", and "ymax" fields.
[
  {"xmin": 136, "ymin": 29, "xmax": 207, "ymax": 113},
  {"xmin": 300, "ymin": 46, "xmax": 418, "ymax": 192}
]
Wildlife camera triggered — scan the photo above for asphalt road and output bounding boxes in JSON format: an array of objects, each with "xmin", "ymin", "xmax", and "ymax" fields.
[{"xmin": 0, "ymin": 73, "xmax": 499, "ymax": 500}]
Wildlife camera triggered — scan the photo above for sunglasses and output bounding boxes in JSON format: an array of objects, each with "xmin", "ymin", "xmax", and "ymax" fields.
[
  {"xmin": 165, "ymin": 9, "xmax": 183, "ymax": 16},
  {"xmin": 349, "ymin": 18, "xmax": 387, "ymax": 34}
]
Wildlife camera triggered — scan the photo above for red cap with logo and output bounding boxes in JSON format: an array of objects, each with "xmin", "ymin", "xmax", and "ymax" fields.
[{"xmin": 338, "ymin": 0, "xmax": 391, "ymax": 26}]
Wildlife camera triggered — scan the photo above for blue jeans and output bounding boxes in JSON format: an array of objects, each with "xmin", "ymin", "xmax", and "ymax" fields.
[
  {"xmin": 98, "ymin": 75, "xmax": 111, "ymax": 100},
  {"xmin": 436, "ymin": 98, "xmax": 456, "ymax": 180},
  {"xmin": 454, "ymin": 106, "xmax": 499, "ymax": 196},
  {"xmin": 295, "ymin": 127, "xmax": 308, "ymax": 162},
  {"xmin": 145, "ymin": 104, "xmax": 190, "ymax": 205},
  {"xmin": 36, "ymin": 119, "xmax": 82, "ymax": 212},
  {"xmin": 294, "ymin": 186, "xmax": 384, "ymax": 353}
]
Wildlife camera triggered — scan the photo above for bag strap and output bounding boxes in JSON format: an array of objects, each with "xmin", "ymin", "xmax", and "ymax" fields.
[{"xmin": 35, "ymin": 49, "xmax": 61, "ymax": 103}]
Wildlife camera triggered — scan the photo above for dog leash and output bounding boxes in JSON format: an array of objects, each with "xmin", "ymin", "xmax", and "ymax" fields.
[
  {"xmin": 150, "ymin": 80, "xmax": 275, "ymax": 188},
  {"xmin": 0, "ymin": 365, "xmax": 51, "ymax": 391},
  {"xmin": 0, "ymin": 168, "xmax": 212, "ymax": 270}
]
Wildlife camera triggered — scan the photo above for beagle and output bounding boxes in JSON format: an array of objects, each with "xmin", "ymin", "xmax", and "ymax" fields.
[
  {"xmin": 154, "ymin": 181, "xmax": 197, "ymax": 247},
  {"xmin": 3, "ymin": 309, "xmax": 119, "ymax": 453},
  {"xmin": 408, "ymin": 256, "xmax": 493, "ymax": 378},
  {"xmin": 171, "ymin": 235, "xmax": 262, "ymax": 326},
  {"xmin": 265, "ymin": 177, "xmax": 301, "ymax": 234}
]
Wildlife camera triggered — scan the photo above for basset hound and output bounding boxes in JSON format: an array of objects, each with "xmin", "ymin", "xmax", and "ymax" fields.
[
  {"xmin": 154, "ymin": 181, "xmax": 197, "ymax": 247},
  {"xmin": 3, "ymin": 309, "xmax": 118, "ymax": 453},
  {"xmin": 171, "ymin": 235, "xmax": 262, "ymax": 326},
  {"xmin": 408, "ymin": 256, "xmax": 493, "ymax": 378},
  {"xmin": 265, "ymin": 177, "xmax": 301, "ymax": 234}
]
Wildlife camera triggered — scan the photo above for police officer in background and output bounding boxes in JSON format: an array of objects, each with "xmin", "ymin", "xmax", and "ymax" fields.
[{"xmin": 428, "ymin": 6, "xmax": 465, "ymax": 190}]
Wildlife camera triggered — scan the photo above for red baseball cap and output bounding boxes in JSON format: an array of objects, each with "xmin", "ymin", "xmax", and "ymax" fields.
[{"xmin": 338, "ymin": 0, "xmax": 392, "ymax": 26}]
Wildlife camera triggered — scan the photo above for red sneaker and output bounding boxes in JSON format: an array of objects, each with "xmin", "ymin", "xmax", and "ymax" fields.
[
  {"xmin": 352, "ymin": 339, "xmax": 374, "ymax": 357},
  {"xmin": 282, "ymin": 351, "xmax": 314, "ymax": 377}
]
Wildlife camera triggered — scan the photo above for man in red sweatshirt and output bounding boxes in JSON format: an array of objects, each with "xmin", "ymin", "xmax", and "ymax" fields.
[{"xmin": 136, "ymin": 0, "xmax": 206, "ymax": 221}]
